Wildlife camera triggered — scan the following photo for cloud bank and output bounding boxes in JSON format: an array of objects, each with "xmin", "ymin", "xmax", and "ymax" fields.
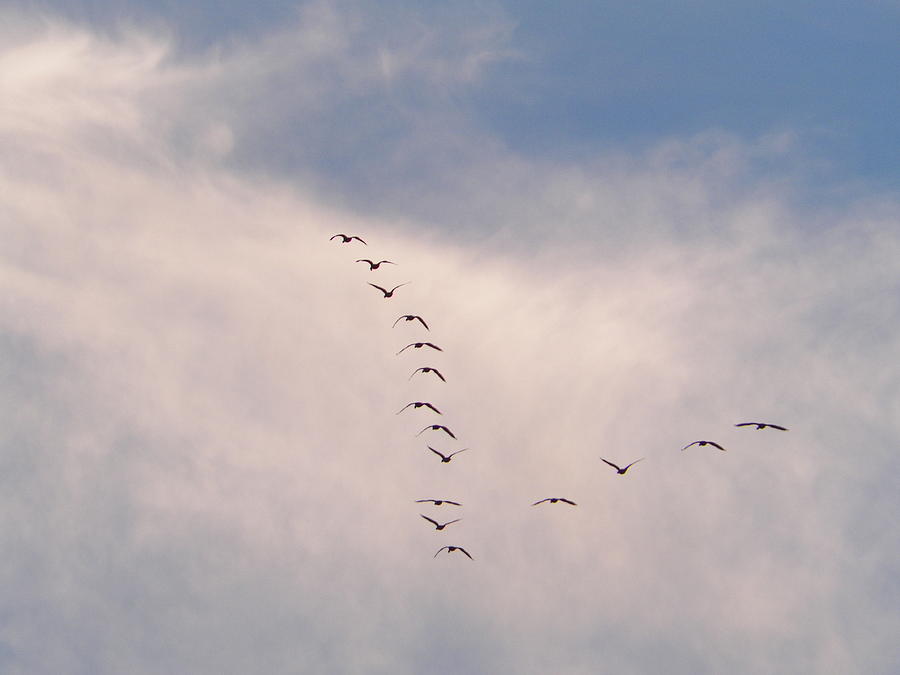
[{"xmin": 1, "ymin": 7, "xmax": 898, "ymax": 674}]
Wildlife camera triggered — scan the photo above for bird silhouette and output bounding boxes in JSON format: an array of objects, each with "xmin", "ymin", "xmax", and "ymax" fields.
[
  {"xmin": 397, "ymin": 342, "xmax": 443, "ymax": 355},
  {"xmin": 532, "ymin": 497, "xmax": 577, "ymax": 506},
  {"xmin": 681, "ymin": 440, "xmax": 726, "ymax": 452},
  {"xmin": 396, "ymin": 402, "xmax": 442, "ymax": 415},
  {"xmin": 415, "ymin": 499, "xmax": 460, "ymax": 506},
  {"xmin": 355, "ymin": 259, "xmax": 395, "ymax": 270},
  {"xmin": 420, "ymin": 514, "xmax": 461, "ymax": 531},
  {"xmin": 330, "ymin": 234, "xmax": 366, "ymax": 244},
  {"xmin": 393, "ymin": 315, "xmax": 429, "ymax": 330},
  {"xmin": 409, "ymin": 367, "xmax": 446, "ymax": 382},
  {"xmin": 428, "ymin": 446, "xmax": 468, "ymax": 463},
  {"xmin": 735, "ymin": 422, "xmax": 788, "ymax": 430},
  {"xmin": 417, "ymin": 424, "xmax": 456, "ymax": 439},
  {"xmin": 434, "ymin": 545, "xmax": 473, "ymax": 560},
  {"xmin": 369, "ymin": 282, "xmax": 410, "ymax": 298},
  {"xmin": 600, "ymin": 457, "xmax": 644, "ymax": 474}
]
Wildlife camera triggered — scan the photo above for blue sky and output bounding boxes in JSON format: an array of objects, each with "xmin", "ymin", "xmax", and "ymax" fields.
[
  {"xmin": 32, "ymin": 0, "xmax": 900, "ymax": 193},
  {"xmin": 1, "ymin": 1, "xmax": 898, "ymax": 673}
]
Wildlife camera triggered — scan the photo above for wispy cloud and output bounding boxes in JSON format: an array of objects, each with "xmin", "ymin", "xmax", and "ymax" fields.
[{"xmin": 1, "ymin": 9, "xmax": 898, "ymax": 674}]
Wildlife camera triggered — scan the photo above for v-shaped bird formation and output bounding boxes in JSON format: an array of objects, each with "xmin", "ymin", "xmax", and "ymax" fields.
[{"xmin": 331, "ymin": 233, "xmax": 790, "ymax": 561}]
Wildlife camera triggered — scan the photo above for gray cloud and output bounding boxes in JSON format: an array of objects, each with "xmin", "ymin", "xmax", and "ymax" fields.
[{"xmin": 0, "ymin": 9, "xmax": 898, "ymax": 675}]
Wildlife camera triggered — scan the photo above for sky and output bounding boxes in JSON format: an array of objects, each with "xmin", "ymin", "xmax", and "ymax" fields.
[{"xmin": 1, "ymin": 1, "xmax": 898, "ymax": 673}]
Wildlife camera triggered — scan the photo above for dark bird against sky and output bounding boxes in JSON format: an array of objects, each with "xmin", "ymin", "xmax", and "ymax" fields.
[
  {"xmin": 355, "ymin": 259, "xmax": 395, "ymax": 270},
  {"xmin": 434, "ymin": 545, "xmax": 473, "ymax": 560},
  {"xmin": 369, "ymin": 282, "xmax": 410, "ymax": 298},
  {"xmin": 396, "ymin": 402, "xmax": 442, "ymax": 415},
  {"xmin": 397, "ymin": 342, "xmax": 442, "ymax": 355},
  {"xmin": 420, "ymin": 514, "xmax": 461, "ymax": 531},
  {"xmin": 393, "ymin": 314, "xmax": 429, "ymax": 330},
  {"xmin": 409, "ymin": 367, "xmax": 446, "ymax": 382},
  {"xmin": 681, "ymin": 440, "xmax": 727, "ymax": 452},
  {"xmin": 428, "ymin": 446, "xmax": 468, "ymax": 463},
  {"xmin": 417, "ymin": 424, "xmax": 456, "ymax": 439},
  {"xmin": 599, "ymin": 457, "xmax": 644, "ymax": 474},
  {"xmin": 532, "ymin": 497, "xmax": 577, "ymax": 506},
  {"xmin": 415, "ymin": 499, "xmax": 461, "ymax": 506},
  {"xmin": 330, "ymin": 233, "xmax": 366, "ymax": 244},
  {"xmin": 735, "ymin": 422, "xmax": 789, "ymax": 430}
]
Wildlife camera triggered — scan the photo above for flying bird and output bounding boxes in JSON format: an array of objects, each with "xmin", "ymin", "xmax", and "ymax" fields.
[
  {"xmin": 681, "ymin": 441, "xmax": 726, "ymax": 452},
  {"xmin": 434, "ymin": 545, "xmax": 473, "ymax": 560},
  {"xmin": 396, "ymin": 401, "xmax": 442, "ymax": 415},
  {"xmin": 599, "ymin": 457, "xmax": 645, "ymax": 474},
  {"xmin": 417, "ymin": 424, "xmax": 456, "ymax": 439},
  {"xmin": 532, "ymin": 497, "xmax": 577, "ymax": 506},
  {"xmin": 415, "ymin": 499, "xmax": 460, "ymax": 506},
  {"xmin": 330, "ymin": 234, "xmax": 366, "ymax": 244},
  {"xmin": 355, "ymin": 259, "xmax": 395, "ymax": 270},
  {"xmin": 428, "ymin": 446, "xmax": 468, "ymax": 463},
  {"xmin": 420, "ymin": 514, "xmax": 461, "ymax": 531},
  {"xmin": 397, "ymin": 342, "xmax": 443, "ymax": 355},
  {"xmin": 409, "ymin": 367, "xmax": 446, "ymax": 382},
  {"xmin": 369, "ymin": 282, "xmax": 410, "ymax": 298},
  {"xmin": 393, "ymin": 314, "xmax": 429, "ymax": 330},
  {"xmin": 735, "ymin": 422, "xmax": 788, "ymax": 431}
]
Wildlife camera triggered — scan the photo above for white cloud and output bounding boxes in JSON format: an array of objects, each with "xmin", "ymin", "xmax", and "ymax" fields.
[{"xmin": 0, "ymin": 9, "xmax": 898, "ymax": 675}]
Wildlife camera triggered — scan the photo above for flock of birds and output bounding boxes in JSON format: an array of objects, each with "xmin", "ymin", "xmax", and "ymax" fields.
[{"xmin": 331, "ymin": 233, "xmax": 789, "ymax": 561}]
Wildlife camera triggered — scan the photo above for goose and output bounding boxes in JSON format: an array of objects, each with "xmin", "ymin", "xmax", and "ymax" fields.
[
  {"xmin": 330, "ymin": 234, "xmax": 366, "ymax": 244},
  {"xmin": 681, "ymin": 440, "xmax": 726, "ymax": 452},
  {"xmin": 735, "ymin": 422, "xmax": 788, "ymax": 431},
  {"xmin": 397, "ymin": 342, "xmax": 443, "ymax": 355},
  {"xmin": 409, "ymin": 367, "xmax": 446, "ymax": 382},
  {"xmin": 434, "ymin": 545, "xmax": 473, "ymax": 560},
  {"xmin": 428, "ymin": 446, "xmax": 468, "ymax": 463},
  {"xmin": 600, "ymin": 457, "xmax": 644, "ymax": 474},
  {"xmin": 396, "ymin": 402, "xmax": 442, "ymax": 415},
  {"xmin": 420, "ymin": 514, "xmax": 461, "ymax": 531},
  {"xmin": 356, "ymin": 259, "xmax": 395, "ymax": 270},
  {"xmin": 417, "ymin": 424, "xmax": 456, "ymax": 439},
  {"xmin": 532, "ymin": 497, "xmax": 577, "ymax": 506},
  {"xmin": 415, "ymin": 499, "xmax": 460, "ymax": 506},
  {"xmin": 393, "ymin": 315, "xmax": 429, "ymax": 330},
  {"xmin": 369, "ymin": 282, "xmax": 409, "ymax": 298}
]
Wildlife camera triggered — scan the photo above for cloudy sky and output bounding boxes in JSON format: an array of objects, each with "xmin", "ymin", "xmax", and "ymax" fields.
[{"xmin": 1, "ymin": 1, "xmax": 898, "ymax": 673}]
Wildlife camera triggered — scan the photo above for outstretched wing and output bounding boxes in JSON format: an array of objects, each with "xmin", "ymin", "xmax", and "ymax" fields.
[
  {"xmin": 396, "ymin": 403, "xmax": 414, "ymax": 415},
  {"xmin": 532, "ymin": 498, "xmax": 550, "ymax": 506},
  {"xmin": 600, "ymin": 458, "xmax": 623, "ymax": 471},
  {"xmin": 397, "ymin": 344, "xmax": 414, "ymax": 355},
  {"xmin": 443, "ymin": 519, "xmax": 461, "ymax": 527},
  {"xmin": 443, "ymin": 500, "xmax": 461, "ymax": 506},
  {"xmin": 330, "ymin": 234, "xmax": 346, "ymax": 241},
  {"xmin": 432, "ymin": 369, "xmax": 446, "ymax": 382},
  {"xmin": 734, "ymin": 423, "xmax": 755, "ymax": 428},
  {"xmin": 434, "ymin": 546, "xmax": 449, "ymax": 558},
  {"xmin": 369, "ymin": 283, "xmax": 388, "ymax": 295},
  {"xmin": 415, "ymin": 316, "xmax": 430, "ymax": 330},
  {"xmin": 707, "ymin": 441, "xmax": 727, "ymax": 451},
  {"xmin": 766, "ymin": 424, "xmax": 788, "ymax": 431},
  {"xmin": 424, "ymin": 343, "xmax": 443, "ymax": 351},
  {"xmin": 423, "ymin": 403, "xmax": 442, "ymax": 415},
  {"xmin": 559, "ymin": 498, "xmax": 577, "ymax": 505},
  {"xmin": 623, "ymin": 458, "xmax": 645, "ymax": 471},
  {"xmin": 458, "ymin": 547, "xmax": 474, "ymax": 560},
  {"xmin": 420, "ymin": 514, "xmax": 439, "ymax": 527},
  {"xmin": 428, "ymin": 446, "xmax": 446, "ymax": 460},
  {"xmin": 350, "ymin": 236, "xmax": 367, "ymax": 244},
  {"xmin": 681, "ymin": 442, "xmax": 700, "ymax": 451},
  {"xmin": 439, "ymin": 426, "xmax": 456, "ymax": 439},
  {"xmin": 448, "ymin": 448, "xmax": 469, "ymax": 459}
]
